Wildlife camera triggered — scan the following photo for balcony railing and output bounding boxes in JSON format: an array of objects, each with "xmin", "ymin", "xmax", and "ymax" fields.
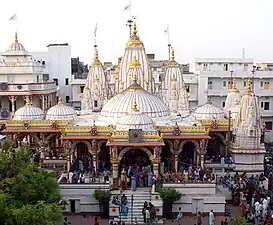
[{"xmin": 0, "ymin": 82, "xmax": 57, "ymax": 93}]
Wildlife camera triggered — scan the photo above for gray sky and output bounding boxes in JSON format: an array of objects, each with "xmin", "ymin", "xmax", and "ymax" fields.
[{"xmin": 0, "ymin": 0, "xmax": 272, "ymax": 65}]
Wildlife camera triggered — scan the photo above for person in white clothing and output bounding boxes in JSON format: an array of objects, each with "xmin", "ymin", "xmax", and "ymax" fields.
[{"xmin": 255, "ymin": 201, "xmax": 260, "ymax": 218}]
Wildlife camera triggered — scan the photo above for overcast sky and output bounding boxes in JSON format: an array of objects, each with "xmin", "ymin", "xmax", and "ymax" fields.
[{"xmin": 0, "ymin": 0, "xmax": 272, "ymax": 65}]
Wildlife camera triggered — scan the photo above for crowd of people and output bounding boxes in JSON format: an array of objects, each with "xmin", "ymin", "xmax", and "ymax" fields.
[
  {"xmin": 162, "ymin": 165, "xmax": 216, "ymax": 183},
  {"xmin": 112, "ymin": 194, "xmax": 129, "ymax": 218},
  {"xmin": 119, "ymin": 165, "xmax": 156, "ymax": 191}
]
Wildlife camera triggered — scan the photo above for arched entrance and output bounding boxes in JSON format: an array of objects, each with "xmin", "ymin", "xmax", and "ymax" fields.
[
  {"xmin": 206, "ymin": 134, "xmax": 226, "ymax": 163},
  {"xmin": 97, "ymin": 142, "xmax": 111, "ymax": 171},
  {"xmin": 179, "ymin": 141, "xmax": 196, "ymax": 170},
  {"xmin": 120, "ymin": 149, "xmax": 152, "ymax": 168},
  {"xmin": 160, "ymin": 142, "xmax": 174, "ymax": 173}
]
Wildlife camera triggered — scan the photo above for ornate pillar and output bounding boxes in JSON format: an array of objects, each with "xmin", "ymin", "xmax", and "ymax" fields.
[
  {"xmin": 198, "ymin": 139, "xmax": 208, "ymax": 169},
  {"xmin": 153, "ymin": 146, "xmax": 161, "ymax": 177},
  {"xmin": 8, "ymin": 96, "xmax": 17, "ymax": 116},
  {"xmin": 174, "ymin": 154, "xmax": 179, "ymax": 173},
  {"xmin": 110, "ymin": 146, "xmax": 119, "ymax": 187},
  {"xmin": 40, "ymin": 95, "xmax": 45, "ymax": 111},
  {"xmin": 91, "ymin": 140, "xmax": 98, "ymax": 172}
]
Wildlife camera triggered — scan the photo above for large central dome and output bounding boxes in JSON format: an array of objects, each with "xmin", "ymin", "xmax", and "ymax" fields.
[{"xmin": 101, "ymin": 77, "xmax": 170, "ymax": 119}]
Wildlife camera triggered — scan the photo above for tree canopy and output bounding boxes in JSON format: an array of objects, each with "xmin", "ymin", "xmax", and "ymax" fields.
[{"xmin": 0, "ymin": 139, "xmax": 63, "ymax": 225}]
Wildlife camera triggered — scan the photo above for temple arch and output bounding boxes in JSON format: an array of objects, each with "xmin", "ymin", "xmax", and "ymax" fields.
[
  {"xmin": 118, "ymin": 147, "xmax": 153, "ymax": 161},
  {"xmin": 178, "ymin": 141, "xmax": 197, "ymax": 169},
  {"xmin": 178, "ymin": 140, "xmax": 200, "ymax": 154},
  {"xmin": 206, "ymin": 134, "xmax": 226, "ymax": 163}
]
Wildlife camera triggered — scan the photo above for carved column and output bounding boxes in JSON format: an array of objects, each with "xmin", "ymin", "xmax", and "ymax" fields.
[
  {"xmin": 174, "ymin": 154, "xmax": 179, "ymax": 173},
  {"xmin": 91, "ymin": 140, "xmax": 98, "ymax": 172},
  {"xmin": 40, "ymin": 95, "xmax": 45, "ymax": 111},
  {"xmin": 110, "ymin": 146, "xmax": 119, "ymax": 187},
  {"xmin": 153, "ymin": 146, "xmax": 161, "ymax": 177},
  {"xmin": 8, "ymin": 96, "xmax": 17, "ymax": 116},
  {"xmin": 199, "ymin": 139, "xmax": 208, "ymax": 169}
]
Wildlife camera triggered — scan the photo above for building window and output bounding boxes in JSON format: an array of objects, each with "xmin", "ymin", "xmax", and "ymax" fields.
[
  {"xmin": 80, "ymin": 86, "xmax": 85, "ymax": 93},
  {"xmin": 185, "ymin": 85, "xmax": 190, "ymax": 93},
  {"xmin": 260, "ymin": 81, "xmax": 264, "ymax": 87},
  {"xmin": 264, "ymin": 81, "xmax": 270, "ymax": 89},
  {"xmin": 244, "ymin": 64, "xmax": 248, "ymax": 71},
  {"xmin": 198, "ymin": 63, "xmax": 202, "ymax": 65},
  {"xmin": 65, "ymin": 96, "xmax": 70, "ymax": 103},
  {"xmin": 65, "ymin": 78, "xmax": 69, "ymax": 85},
  {"xmin": 243, "ymin": 80, "xmax": 247, "ymax": 87},
  {"xmin": 224, "ymin": 64, "xmax": 228, "ymax": 71},
  {"xmin": 264, "ymin": 102, "xmax": 270, "ymax": 110},
  {"xmin": 203, "ymin": 63, "xmax": 208, "ymax": 71},
  {"xmin": 261, "ymin": 102, "xmax": 264, "ymax": 108},
  {"xmin": 208, "ymin": 80, "xmax": 212, "ymax": 89},
  {"xmin": 53, "ymin": 78, "xmax": 58, "ymax": 86},
  {"xmin": 94, "ymin": 100, "xmax": 98, "ymax": 108},
  {"xmin": 265, "ymin": 122, "xmax": 273, "ymax": 130},
  {"xmin": 223, "ymin": 81, "xmax": 227, "ymax": 87},
  {"xmin": 222, "ymin": 102, "xmax": 225, "ymax": 107}
]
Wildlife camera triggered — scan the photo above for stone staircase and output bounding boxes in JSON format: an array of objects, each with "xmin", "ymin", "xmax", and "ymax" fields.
[{"xmin": 111, "ymin": 188, "xmax": 160, "ymax": 224}]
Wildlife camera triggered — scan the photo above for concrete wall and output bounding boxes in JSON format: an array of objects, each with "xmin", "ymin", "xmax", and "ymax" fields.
[{"xmin": 60, "ymin": 184, "xmax": 109, "ymax": 213}]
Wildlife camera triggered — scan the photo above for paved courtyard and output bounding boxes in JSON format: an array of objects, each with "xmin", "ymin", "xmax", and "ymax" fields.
[{"xmin": 63, "ymin": 205, "xmax": 240, "ymax": 225}]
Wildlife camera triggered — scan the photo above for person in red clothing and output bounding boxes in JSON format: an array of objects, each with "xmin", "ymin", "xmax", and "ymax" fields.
[{"xmin": 94, "ymin": 217, "xmax": 100, "ymax": 225}]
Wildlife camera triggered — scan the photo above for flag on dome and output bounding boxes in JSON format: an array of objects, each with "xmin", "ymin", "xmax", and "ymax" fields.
[
  {"xmin": 94, "ymin": 23, "xmax": 98, "ymax": 36},
  {"xmin": 9, "ymin": 14, "xmax": 17, "ymax": 21}
]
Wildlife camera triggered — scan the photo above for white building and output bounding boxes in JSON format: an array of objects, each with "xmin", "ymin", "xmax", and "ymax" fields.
[
  {"xmin": 0, "ymin": 35, "xmax": 72, "ymax": 105},
  {"xmin": 190, "ymin": 58, "xmax": 273, "ymax": 130},
  {"xmin": 0, "ymin": 33, "xmax": 58, "ymax": 119}
]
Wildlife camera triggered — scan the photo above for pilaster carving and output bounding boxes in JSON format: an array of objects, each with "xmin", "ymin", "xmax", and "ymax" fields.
[
  {"xmin": 110, "ymin": 146, "xmax": 118, "ymax": 164},
  {"xmin": 198, "ymin": 139, "xmax": 209, "ymax": 155}
]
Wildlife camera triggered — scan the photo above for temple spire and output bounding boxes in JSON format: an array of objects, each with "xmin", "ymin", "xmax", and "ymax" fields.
[
  {"xmin": 169, "ymin": 48, "xmax": 177, "ymax": 66},
  {"xmin": 244, "ymin": 78, "xmax": 253, "ymax": 96},
  {"xmin": 15, "ymin": 32, "xmax": 18, "ymax": 43}
]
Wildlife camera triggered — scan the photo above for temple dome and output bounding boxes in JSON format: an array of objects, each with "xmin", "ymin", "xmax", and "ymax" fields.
[
  {"xmin": 116, "ymin": 101, "xmax": 156, "ymax": 131},
  {"xmin": 13, "ymin": 101, "xmax": 44, "ymax": 120},
  {"xmin": 46, "ymin": 98, "xmax": 77, "ymax": 120},
  {"xmin": 101, "ymin": 77, "xmax": 170, "ymax": 119},
  {"xmin": 194, "ymin": 99, "xmax": 225, "ymax": 120},
  {"xmin": 3, "ymin": 33, "xmax": 30, "ymax": 56},
  {"xmin": 223, "ymin": 78, "xmax": 241, "ymax": 115}
]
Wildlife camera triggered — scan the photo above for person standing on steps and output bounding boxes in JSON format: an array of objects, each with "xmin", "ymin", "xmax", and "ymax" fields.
[
  {"xmin": 94, "ymin": 217, "xmax": 100, "ymax": 225},
  {"xmin": 197, "ymin": 211, "xmax": 202, "ymax": 225},
  {"xmin": 209, "ymin": 210, "xmax": 214, "ymax": 225},
  {"xmin": 145, "ymin": 208, "xmax": 151, "ymax": 225},
  {"xmin": 142, "ymin": 201, "xmax": 148, "ymax": 223}
]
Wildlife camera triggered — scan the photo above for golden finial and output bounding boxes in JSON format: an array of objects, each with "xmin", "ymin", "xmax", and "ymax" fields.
[
  {"xmin": 169, "ymin": 48, "xmax": 177, "ymax": 66},
  {"xmin": 130, "ymin": 56, "xmax": 140, "ymax": 67},
  {"xmin": 58, "ymin": 98, "xmax": 64, "ymax": 105},
  {"xmin": 131, "ymin": 100, "xmax": 139, "ymax": 112},
  {"xmin": 243, "ymin": 78, "xmax": 253, "ymax": 96},
  {"xmin": 131, "ymin": 73, "xmax": 138, "ymax": 82},
  {"xmin": 229, "ymin": 78, "xmax": 239, "ymax": 93},
  {"xmin": 92, "ymin": 49, "xmax": 102, "ymax": 66},
  {"xmin": 95, "ymin": 74, "xmax": 100, "ymax": 81},
  {"xmin": 132, "ymin": 23, "xmax": 137, "ymax": 36},
  {"xmin": 15, "ymin": 32, "xmax": 18, "ymax": 43},
  {"xmin": 25, "ymin": 99, "xmax": 32, "ymax": 106},
  {"xmin": 171, "ymin": 75, "xmax": 177, "ymax": 82}
]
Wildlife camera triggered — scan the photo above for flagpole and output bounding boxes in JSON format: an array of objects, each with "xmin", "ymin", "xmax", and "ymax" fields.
[{"xmin": 94, "ymin": 23, "xmax": 98, "ymax": 49}]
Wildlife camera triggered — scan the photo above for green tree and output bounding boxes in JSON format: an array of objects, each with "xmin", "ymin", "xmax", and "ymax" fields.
[{"xmin": 0, "ymin": 141, "xmax": 63, "ymax": 225}]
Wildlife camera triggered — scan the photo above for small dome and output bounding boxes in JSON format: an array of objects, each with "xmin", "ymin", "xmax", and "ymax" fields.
[
  {"xmin": 7, "ymin": 33, "xmax": 26, "ymax": 52},
  {"xmin": 46, "ymin": 98, "xmax": 77, "ymax": 121},
  {"xmin": 13, "ymin": 101, "xmax": 44, "ymax": 120},
  {"xmin": 194, "ymin": 99, "xmax": 225, "ymax": 120},
  {"xmin": 101, "ymin": 78, "xmax": 170, "ymax": 119},
  {"xmin": 116, "ymin": 101, "xmax": 156, "ymax": 131}
]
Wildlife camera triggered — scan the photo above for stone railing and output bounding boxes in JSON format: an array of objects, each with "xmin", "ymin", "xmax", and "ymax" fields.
[{"xmin": 0, "ymin": 82, "xmax": 57, "ymax": 93}]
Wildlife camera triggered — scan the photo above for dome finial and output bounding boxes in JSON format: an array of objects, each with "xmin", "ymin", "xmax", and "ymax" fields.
[
  {"xmin": 243, "ymin": 78, "xmax": 253, "ymax": 96},
  {"xmin": 169, "ymin": 48, "xmax": 177, "ymax": 66},
  {"xmin": 131, "ymin": 100, "xmax": 139, "ymax": 112},
  {"xmin": 25, "ymin": 99, "xmax": 32, "ymax": 106},
  {"xmin": 130, "ymin": 56, "xmax": 140, "ymax": 67},
  {"xmin": 131, "ymin": 73, "xmax": 138, "ymax": 82},
  {"xmin": 92, "ymin": 48, "xmax": 102, "ymax": 66},
  {"xmin": 132, "ymin": 23, "xmax": 137, "ymax": 36},
  {"xmin": 58, "ymin": 98, "xmax": 64, "ymax": 105},
  {"xmin": 15, "ymin": 32, "xmax": 18, "ymax": 43}
]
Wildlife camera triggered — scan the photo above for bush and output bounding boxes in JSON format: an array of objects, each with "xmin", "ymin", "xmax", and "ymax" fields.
[
  {"xmin": 159, "ymin": 187, "xmax": 181, "ymax": 203},
  {"xmin": 93, "ymin": 189, "xmax": 111, "ymax": 203},
  {"xmin": 229, "ymin": 216, "xmax": 247, "ymax": 225}
]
